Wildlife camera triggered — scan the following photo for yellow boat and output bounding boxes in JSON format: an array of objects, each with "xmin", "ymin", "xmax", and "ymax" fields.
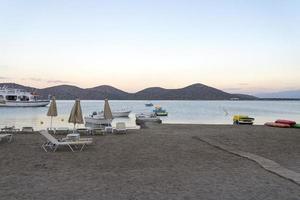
[{"xmin": 233, "ymin": 115, "xmax": 254, "ymax": 125}]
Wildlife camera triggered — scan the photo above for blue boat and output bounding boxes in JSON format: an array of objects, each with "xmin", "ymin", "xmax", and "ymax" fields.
[{"xmin": 145, "ymin": 103, "xmax": 154, "ymax": 107}]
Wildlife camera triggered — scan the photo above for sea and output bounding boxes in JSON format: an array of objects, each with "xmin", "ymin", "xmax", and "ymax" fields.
[{"xmin": 0, "ymin": 100, "xmax": 300, "ymax": 129}]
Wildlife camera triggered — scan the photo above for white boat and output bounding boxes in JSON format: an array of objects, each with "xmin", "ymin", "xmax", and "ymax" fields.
[
  {"xmin": 91, "ymin": 110, "xmax": 131, "ymax": 118},
  {"xmin": 112, "ymin": 110, "xmax": 131, "ymax": 117},
  {"xmin": 0, "ymin": 87, "xmax": 50, "ymax": 107},
  {"xmin": 84, "ymin": 112, "xmax": 112, "ymax": 125},
  {"xmin": 84, "ymin": 110, "xmax": 130, "ymax": 125}
]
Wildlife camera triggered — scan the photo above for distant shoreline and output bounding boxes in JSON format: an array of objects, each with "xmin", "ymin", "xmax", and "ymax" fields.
[{"xmin": 50, "ymin": 99, "xmax": 300, "ymax": 101}]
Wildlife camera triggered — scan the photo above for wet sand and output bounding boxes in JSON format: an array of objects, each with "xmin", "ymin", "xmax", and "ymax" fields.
[{"xmin": 0, "ymin": 124, "xmax": 300, "ymax": 200}]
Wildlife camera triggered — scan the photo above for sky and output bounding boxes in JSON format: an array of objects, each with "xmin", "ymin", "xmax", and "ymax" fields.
[{"xmin": 0, "ymin": 0, "xmax": 300, "ymax": 94}]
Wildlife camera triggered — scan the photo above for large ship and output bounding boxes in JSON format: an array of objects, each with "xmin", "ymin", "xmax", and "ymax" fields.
[{"xmin": 0, "ymin": 87, "xmax": 50, "ymax": 107}]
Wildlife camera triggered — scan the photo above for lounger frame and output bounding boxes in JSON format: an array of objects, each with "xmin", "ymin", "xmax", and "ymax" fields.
[{"xmin": 40, "ymin": 130, "xmax": 92, "ymax": 152}]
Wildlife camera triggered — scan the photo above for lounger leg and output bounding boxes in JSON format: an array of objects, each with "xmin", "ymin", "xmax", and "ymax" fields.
[
  {"xmin": 8, "ymin": 135, "xmax": 13, "ymax": 142},
  {"xmin": 68, "ymin": 144, "xmax": 74, "ymax": 152},
  {"xmin": 42, "ymin": 144, "xmax": 48, "ymax": 152},
  {"xmin": 53, "ymin": 145, "xmax": 58, "ymax": 152},
  {"xmin": 80, "ymin": 144, "xmax": 86, "ymax": 151}
]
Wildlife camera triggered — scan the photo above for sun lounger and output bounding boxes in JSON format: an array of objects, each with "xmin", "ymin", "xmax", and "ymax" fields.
[
  {"xmin": 61, "ymin": 133, "xmax": 93, "ymax": 142},
  {"xmin": 91, "ymin": 128, "xmax": 105, "ymax": 135},
  {"xmin": 39, "ymin": 130, "xmax": 92, "ymax": 152},
  {"xmin": 115, "ymin": 122, "xmax": 127, "ymax": 134},
  {"xmin": 104, "ymin": 126, "xmax": 113, "ymax": 134},
  {"xmin": 53, "ymin": 127, "xmax": 70, "ymax": 135},
  {"xmin": 1, "ymin": 126, "xmax": 19, "ymax": 133},
  {"xmin": 22, "ymin": 127, "xmax": 34, "ymax": 133},
  {"xmin": 76, "ymin": 128, "xmax": 91, "ymax": 135},
  {"xmin": 0, "ymin": 134, "xmax": 13, "ymax": 143}
]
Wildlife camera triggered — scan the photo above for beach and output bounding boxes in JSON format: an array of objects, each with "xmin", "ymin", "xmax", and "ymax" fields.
[{"xmin": 1, "ymin": 124, "xmax": 300, "ymax": 200}]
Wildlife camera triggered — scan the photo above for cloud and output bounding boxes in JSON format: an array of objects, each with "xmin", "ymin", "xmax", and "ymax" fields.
[
  {"xmin": 29, "ymin": 78, "xmax": 43, "ymax": 82},
  {"xmin": 21, "ymin": 77, "xmax": 72, "ymax": 84},
  {"xmin": 223, "ymin": 87, "xmax": 243, "ymax": 91},
  {"xmin": 238, "ymin": 83, "xmax": 249, "ymax": 86},
  {"xmin": 47, "ymin": 79, "xmax": 72, "ymax": 84},
  {"xmin": 0, "ymin": 76, "xmax": 10, "ymax": 80}
]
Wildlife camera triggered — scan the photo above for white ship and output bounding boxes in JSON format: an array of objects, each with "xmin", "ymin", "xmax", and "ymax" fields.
[{"xmin": 0, "ymin": 87, "xmax": 50, "ymax": 107}]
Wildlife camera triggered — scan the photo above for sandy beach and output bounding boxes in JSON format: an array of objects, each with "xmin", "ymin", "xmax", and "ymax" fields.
[{"xmin": 1, "ymin": 124, "xmax": 300, "ymax": 200}]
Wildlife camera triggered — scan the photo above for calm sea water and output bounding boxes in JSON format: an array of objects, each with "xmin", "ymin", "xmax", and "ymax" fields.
[{"xmin": 0, "ymin": 100, "xmax": 300, "ymax": 129}]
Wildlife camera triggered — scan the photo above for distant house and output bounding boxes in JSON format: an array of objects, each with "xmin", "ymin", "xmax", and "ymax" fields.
[{"xmin": 230, "ymin": 98, "xmax": 240, "ymax": 101}]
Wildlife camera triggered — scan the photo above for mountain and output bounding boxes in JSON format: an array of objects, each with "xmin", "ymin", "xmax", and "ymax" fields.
[
  {"xmin": 0, "ymin": 82, "xmax": 257, "ymax": 100},
  {"xmin": 256, "ymin": 90, "xmax": 300, "ymax": 99},
  {"xmin": 87, "ymin": 85, "xmax": 130, "ymax": 100},
  {"xmin": 0, "ymin": 83, "xmax": 35, "ymax": 91},
  {"xmin": 131, "ymin": 83, "xmax": 256, "ymax": 100}
]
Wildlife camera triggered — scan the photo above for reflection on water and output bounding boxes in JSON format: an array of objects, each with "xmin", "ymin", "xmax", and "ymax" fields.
[{"xmin": 0, "ymin": 100, "xmax": 300, "ymax": 129}]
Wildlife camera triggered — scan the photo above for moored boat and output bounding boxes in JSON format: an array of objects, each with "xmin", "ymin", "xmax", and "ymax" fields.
[
  {"xmin": 292, "ymin": 124, "xmax": 300, "ymax": 128},
  {"xmin": 0, "ymin": 87, "xmax": 50, "ymax": 107},
  {"xmin": 84, "ymin": 111, "xmax": 112, "ymax": 125},
  {"xmin": 265, "ymin": 122, "xmax": 291, "ymax": 128},
  {"xmin": 112, "ymin": 110, "xmax": 131, "ymax": 118},
  {"xmin": 153, "ymin": 106, "xmax": 168, "ymax": 116},
  {"xmin": 87, "ymin": 110, "xmax": 131, "ymax": 118},
  {"xmin": 275, "ymin": 119, "xmax": 296, "ymax": 126},
  {"xmin": 233, "ymin": 115, "xmax": 254, "ymax": 125},
  {"xmin": 135, "ymin": 113, "xmax": 162, "ymax": 125},
  {"xmin": 145, "ymin": 103, "xmax": 153, "ymax": 107}
]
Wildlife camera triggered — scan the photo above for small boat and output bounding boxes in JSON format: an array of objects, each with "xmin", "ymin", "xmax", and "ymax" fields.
[
  {"xmin": 84, "ymin": 112, "xmax": 112, "ymax": 125},
  {"xmin": 112, "ymin": 110, "xmax": 131, "ymax": 118},
  {"xmin": 292, "ymin": 124, "xmax": 300, "ymax": 129},
  {"xmin": 275, "ymin": 119, "xmax": 296, "ymax": 126},
  {"xmin": 135, "ymin": 113, "xmax": 162, "ymax": 125},
  {"xmin": 233, "ymin": 115, "xmax": 254, "ymax": 125},
  {"xmin": 92, "ymin": 110, "xmax": 131, "ymax": 118},
  {"xmin": 265, "ymin": 122, "xmax": 291, "ymax": 128},
  {"xmin": 0, "ymin": 86, "xmax": 50, "ymax": 107},
  {"xmin": 153, "ymin": 106, "xmax": 168, "ymax": 116},
  {"xmin": 145, "ymin": 103, "xmax": 154, "ymax": 107}
]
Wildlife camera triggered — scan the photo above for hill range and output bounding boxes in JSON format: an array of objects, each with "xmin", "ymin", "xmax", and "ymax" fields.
[{"xmin": 0, "ymin": 83, "xmax": 257, "ymax": 100}]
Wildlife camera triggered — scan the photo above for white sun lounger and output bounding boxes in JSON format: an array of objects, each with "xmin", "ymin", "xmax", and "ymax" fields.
[
  {"xmin": 22, "ymin": 127, "xmax": 34, "ymax": 133},
  {"xmin": 39, "ymin": 130, "xmax": 93, "ymax": 152},
  {"xmin": 115, "ymin": 122, "xmax": 127, "ymax": 134},
  {"xmin": 0, "ymin": 134, "xmax": 13, "ymax": 143},
  {"xmin": 53, "ymin": 127, "xmax": 70, "ymax": 135}
]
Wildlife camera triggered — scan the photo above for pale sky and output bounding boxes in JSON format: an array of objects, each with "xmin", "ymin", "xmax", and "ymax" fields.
[{"xmin": 0, "ymin": 0, "xmax": 300, "ymax": 94}]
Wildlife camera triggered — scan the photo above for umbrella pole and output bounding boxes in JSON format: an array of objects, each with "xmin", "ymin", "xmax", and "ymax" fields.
[
  {"xmin": 73, "ymin": 123, "xmax": 75, "ymax": 133},
  {"xmin": 50, "ymin": 116, "xmax": 53, "ymax": 130}
]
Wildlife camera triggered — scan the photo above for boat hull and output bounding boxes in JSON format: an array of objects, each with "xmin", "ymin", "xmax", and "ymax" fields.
[
  {"xmin": 234, "ymin": 121, "xmax": 254, "ymax": 125},
  {"xmin": 136, "ymin": 118, "xmax": 162, "ymax": 125},
  {"xmin": 155, "ymin": 112, "xmax": 168, "ymax": 116},
  {"xmin": 135, "ymin": 114, "xmax": 162, "ymax": 125},
  {"xmin": 112, "ymin": 111, "xmax": 131, "ymax": 118},
  {"xmin": 95, "ymin": 111, "xmax": 131, "ymax": 118},
  {"xmin": 84, "ymin": 116, "xmax": 112, "ymax": 125},
  {"xmin": 275, "ymin": 119, "xmax": 296, "ymax": 126},
  {"xmin": 265, "ymin": 122, "xmax": 291, "ymax": 128},
  {"xmin": 0, "ymin": 100, "xmax": 50, "ymax": 107}
]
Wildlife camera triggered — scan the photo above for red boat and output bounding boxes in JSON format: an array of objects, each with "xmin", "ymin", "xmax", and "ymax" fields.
[
  {"xmin": 265, "ymin": 122, "xmax": 291, "ymax": 128},
  {"xmin": 275, "ymin": 119, "xmax": 296, "ymax": 126}
]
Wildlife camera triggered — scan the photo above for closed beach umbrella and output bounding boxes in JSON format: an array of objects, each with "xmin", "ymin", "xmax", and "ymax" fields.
[
  {"xmin": 68, "ymin": 99, "xmax": 84, "ymax": 132},
  {"xmin": 104, "ymin": 98, "xmax": 113, "ymax": 120},
  {"xmin": 47, "ymin": 96, "xmax": 57, "ymax": 129}
]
